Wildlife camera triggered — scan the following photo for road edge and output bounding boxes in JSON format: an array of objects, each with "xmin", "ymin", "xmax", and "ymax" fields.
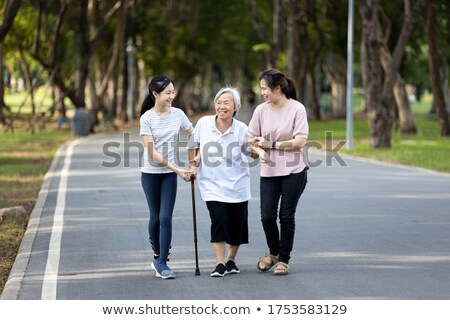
[{"xmin": 1, "ymin": 141, "xmax": 71, "ymax": 300}]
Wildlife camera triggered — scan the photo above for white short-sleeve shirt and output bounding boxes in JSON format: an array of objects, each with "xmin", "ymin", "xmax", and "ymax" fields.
[
  {"xmin": 191, "ymin": 115, "xmax": 251, "ymax": 203},
  {"xmin": 140, "ymin": 107, "xmax": 192, "ymax": 173}
]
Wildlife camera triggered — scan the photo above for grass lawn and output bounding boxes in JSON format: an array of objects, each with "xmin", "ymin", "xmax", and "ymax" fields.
[
  {"xmin": 4, "ymin": 87, "xmax": 74, "ymax": 114},
  {"xmin": 0, "ymin": 125, "xmax": 72, "ymax": 291},
  {"xmin": 309, "ymin": 115, "xmax": 450, "ymax": 173},
  {"xmin": 309, "ymin": 92, "xmax": 450, "ymax": 173}
]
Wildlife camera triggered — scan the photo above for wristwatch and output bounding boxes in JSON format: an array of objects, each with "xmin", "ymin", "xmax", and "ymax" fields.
[{"xmin": 271, "ymin": 141, "xmax": 276, "ymax": 149}]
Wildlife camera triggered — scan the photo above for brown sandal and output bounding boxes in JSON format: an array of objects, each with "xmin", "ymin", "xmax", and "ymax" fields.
[
  {"xmin": 257, "ymin": 253, "xmax": 279, "ymax": 272},
  {"xmin": 273, "ymin": 262, "xmax": 289, "ymax": 275}
]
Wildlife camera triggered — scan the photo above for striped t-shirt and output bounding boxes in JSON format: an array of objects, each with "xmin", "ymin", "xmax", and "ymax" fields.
[{"xmin": 140, "ymin": 107, "xmax": 193, "ymax": 173}]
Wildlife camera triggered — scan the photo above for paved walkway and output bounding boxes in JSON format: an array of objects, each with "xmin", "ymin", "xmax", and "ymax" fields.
[{"xmin": 2, "ymin": 108, "xmax": 450, "ymax": 299}]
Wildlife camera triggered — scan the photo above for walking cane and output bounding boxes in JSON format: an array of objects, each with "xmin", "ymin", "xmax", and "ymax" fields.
[{"xmin": 190, "ymin": 177, "xmax": 201, "ymax": 275}]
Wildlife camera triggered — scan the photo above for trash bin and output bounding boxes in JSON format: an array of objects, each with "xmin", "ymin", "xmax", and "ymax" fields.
[{"xmin": 71, "ymin": 108, "xmax": 90, "ymax": 136}]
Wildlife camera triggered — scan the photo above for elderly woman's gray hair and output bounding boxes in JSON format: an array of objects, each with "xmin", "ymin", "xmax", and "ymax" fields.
[{"xmin": 214, "ymin": 87, "xmax": 241, "ymax": 116}]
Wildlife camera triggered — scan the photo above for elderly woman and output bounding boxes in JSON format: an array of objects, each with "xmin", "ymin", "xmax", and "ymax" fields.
[{"xmin": 188, "ymin": 87, "xmax": 251, "ymax": 277}]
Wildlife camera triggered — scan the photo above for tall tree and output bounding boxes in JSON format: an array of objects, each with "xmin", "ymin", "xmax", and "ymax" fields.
[
  {"xmin": 322, "ymin": 0, "xmax": 351, "ymax": 118},
  {"xmin": 305, "ymin": 0, "xmax": 324, "ymax": 121},
  {"xmin": 32, "ymin": 0, "xmax": 121, "ymax": 110},
  {"xmin": 116, "ymin": 0, "xmax": 129, "ymax": 121},
  {"xmin": 359, "ymin": 0, "xmax": 385, "ymax": 148},
  {"xmin": 250, "ymin": 0, "xmax": 285, "ymax": 69},
  {"xmin": 360, "ymin": 0, "xmax": 425, "ymax": 148},
  {"xmin": 287, "ymin": 0, "xmax": 308, "ymax": 101},
  {"xmin": 377, "ymin": 10, "xmax": 417, "ymax": 134},
  {"xmin": 89, "ymin": 0, "xmax": 122, "ymax": 116},
  {"xmin": 425, "ymin": 0, "xmax": 450, "ymax": 136},
  {"xmin": 380, "ymin": 0, "xmax": 426, "ymax": 138},
  {"xmin": 0, "ymin": 0, "xmax": 22, "ymax": 125}
]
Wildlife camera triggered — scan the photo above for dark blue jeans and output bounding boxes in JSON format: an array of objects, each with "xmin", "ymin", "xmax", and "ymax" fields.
[
  {"xmin": 260, "ymin": 168, "xmax": 308, "ymax": 264},
  {"xmin": 141, "ymin": 172, "xmax": 177, "ymax": 262}
]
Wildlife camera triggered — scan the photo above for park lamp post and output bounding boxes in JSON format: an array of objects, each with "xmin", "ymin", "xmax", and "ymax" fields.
[{"xmin": 346, "ymin": 0, "xmax": 354, "ymax": 150}]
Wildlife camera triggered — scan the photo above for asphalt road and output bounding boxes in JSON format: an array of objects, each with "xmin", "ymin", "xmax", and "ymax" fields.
[{"xmin": 2, "ymin": 109, "xmax": 450, "ymax": 300}]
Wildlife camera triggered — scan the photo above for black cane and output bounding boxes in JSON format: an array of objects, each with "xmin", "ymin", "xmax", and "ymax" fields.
[{"xmin": 190, "ymin": 177, "xmax": 201, "ymax": 275}]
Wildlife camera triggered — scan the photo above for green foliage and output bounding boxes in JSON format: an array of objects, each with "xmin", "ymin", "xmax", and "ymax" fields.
[
  {"xmin": 3, "ymin": 4, "xmax": 46, "ymax": 84},
  {"xmin": 252, "ymin": 43, "xmax": 271, "ymax": 53},
  {"xmin": 0, "ymin": 0, "xmax": 447, "ymax": 127},
  {"xmin": 401, "ymin": 44, "xmax": 430, "ymax": 95},
  {"xmin": 132, "ymin": 0, "xmax": 262, "ymax": 84}
]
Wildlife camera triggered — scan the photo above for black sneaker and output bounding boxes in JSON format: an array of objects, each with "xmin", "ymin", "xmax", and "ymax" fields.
[
  {"xmin": 225, "ymin": 260, "xmax": 240, "ymax": 274},
  {"xmin": 211, "ymin": 263, "xmax": 227, "ymax": 277}
]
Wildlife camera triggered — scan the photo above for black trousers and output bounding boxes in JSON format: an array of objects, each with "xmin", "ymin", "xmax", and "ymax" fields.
[{"xmin": 260, "ymin": 168, "xmax": 308, "ymax": 263}]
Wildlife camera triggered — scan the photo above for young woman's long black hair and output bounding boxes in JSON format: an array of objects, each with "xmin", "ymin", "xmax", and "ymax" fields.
[
  {"xmin": 259, "ymin": 69, "xmax": 297, "ymax": 100},
  {"xmin": 140, "ymin": 75, "xmax": 173, "ymax": 116}
]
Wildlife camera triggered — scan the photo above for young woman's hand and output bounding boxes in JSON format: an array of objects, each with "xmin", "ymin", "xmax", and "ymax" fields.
[
  {"xmin": 176, "ymin": 168, "xmax": 191, "ymax": 182},
  {"xmin": 256, "ymin": 148, "xmax": 271, "ymax": 163}
]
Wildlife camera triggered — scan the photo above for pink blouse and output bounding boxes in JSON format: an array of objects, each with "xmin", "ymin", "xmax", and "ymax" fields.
[{"xmin": 248, "ymin": 99, "xmax": 309, "ymax": 177}]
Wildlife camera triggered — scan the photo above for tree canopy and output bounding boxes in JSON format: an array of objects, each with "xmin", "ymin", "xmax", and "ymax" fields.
[{"xmin": 0, "ymin": 0, "xmax": 449, "ymax": 145}]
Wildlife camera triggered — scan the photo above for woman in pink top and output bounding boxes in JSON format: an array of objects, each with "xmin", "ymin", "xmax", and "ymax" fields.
[{"xmin": 248, "ymin": 69, "xmax": 308, "ymax": 276}]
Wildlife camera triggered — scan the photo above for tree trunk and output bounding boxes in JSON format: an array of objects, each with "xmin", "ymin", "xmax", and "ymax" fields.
[
  {"xmin": 359, "ymin": 0, "xmax": 390, "ymax": 148},
  {"xmin": 271, "ymin": 0, "xmax": 284, "ymax": 67},
  {"xmin": 441, "ymin": 63, "xmax": 449, "ymax": 112},
  {"xmin": 0, "ymin": 0, "xmax": 22, "ymax": 42},
  {"xmin": 379, "ymin": 43, "xmax": 417, "ymax": 134},
  {"xmin": 323, "ymin": 54, "xmax": 347, "ymax": 118},
  {"xmin": 111, "ymin": 70, "xmax": 119, "ymax": 117},
  {"xmin": 425, "ymin": 0, "xmax": 450, "ymax": 136},
  {"xmin": 74, "ymin": 0, "xmax": 90, "ymax": 108},
  {"xmin": 87, "ymin": 0, "xmax": 100, "ymax": 123},
  {"xmin": 53, "ymin": 84, "xmax": 66, "ymax": 118},
  {"xmin": 393, "ymin": 76, "xmax": 417, "ymax": 134},
  {"xmin": 88, "ymin": 73, "xmax": 101, "ymax": 126},
  {"xmin": 52, "ymin": 71, "xmax": 85, "ymax": 108},
  {"xmin": 135, "ymin": 35, "xmax": 147, "ymax": 112},
  {"xmin": 0, "ymin": 0, "xmax": 21, "ymax": 125},
  {"xmin": 116, "ymin": 0, "xmax": 128, "ymax": 122},
  {"xmin": 332, "ymin": 82, "xmax": 346, "ymax": 118},
  {"xmin": 287, "ymin": 0, "xmax": 308, "ymax": 102},
  {"xmin": 19, "ymin": 48, "xmax": 36, "ymax": 116},
  {"xmin": 307, "ymin": 69, "xmax": 321, "ymax": 120},
  {"xmin": 379, "ymin": 0, "xmax": 427, "ymax": 142},
  {"xmin": 0, "ymin": 42, "xmax": 7, "ymax": 125},
  {"xmin": 360, "ymin": 26, "xmax": 368, "ymax": 112},
  {"xmin": 19, "ymin": 48, "xmax": 38, "ymax": 133},
  {"xmin": 306, "ymin": 1, "xmax": 324, "ymax": 120}
]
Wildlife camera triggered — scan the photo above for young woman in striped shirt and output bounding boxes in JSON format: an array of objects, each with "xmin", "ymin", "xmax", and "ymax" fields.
[{"xmin": 140, "ymin": 75, "xmax": 194, "ymax": 279}]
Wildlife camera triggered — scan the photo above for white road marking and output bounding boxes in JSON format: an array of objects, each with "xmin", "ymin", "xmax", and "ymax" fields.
[{"xmin": 41, "ymin": 140, "xmax": 79, "ymax": 300}]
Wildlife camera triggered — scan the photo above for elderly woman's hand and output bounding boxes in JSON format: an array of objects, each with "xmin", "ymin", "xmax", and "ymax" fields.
[{"xmin": 252, "ymin": 136, "xmax": 272, "ymax": 149}]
